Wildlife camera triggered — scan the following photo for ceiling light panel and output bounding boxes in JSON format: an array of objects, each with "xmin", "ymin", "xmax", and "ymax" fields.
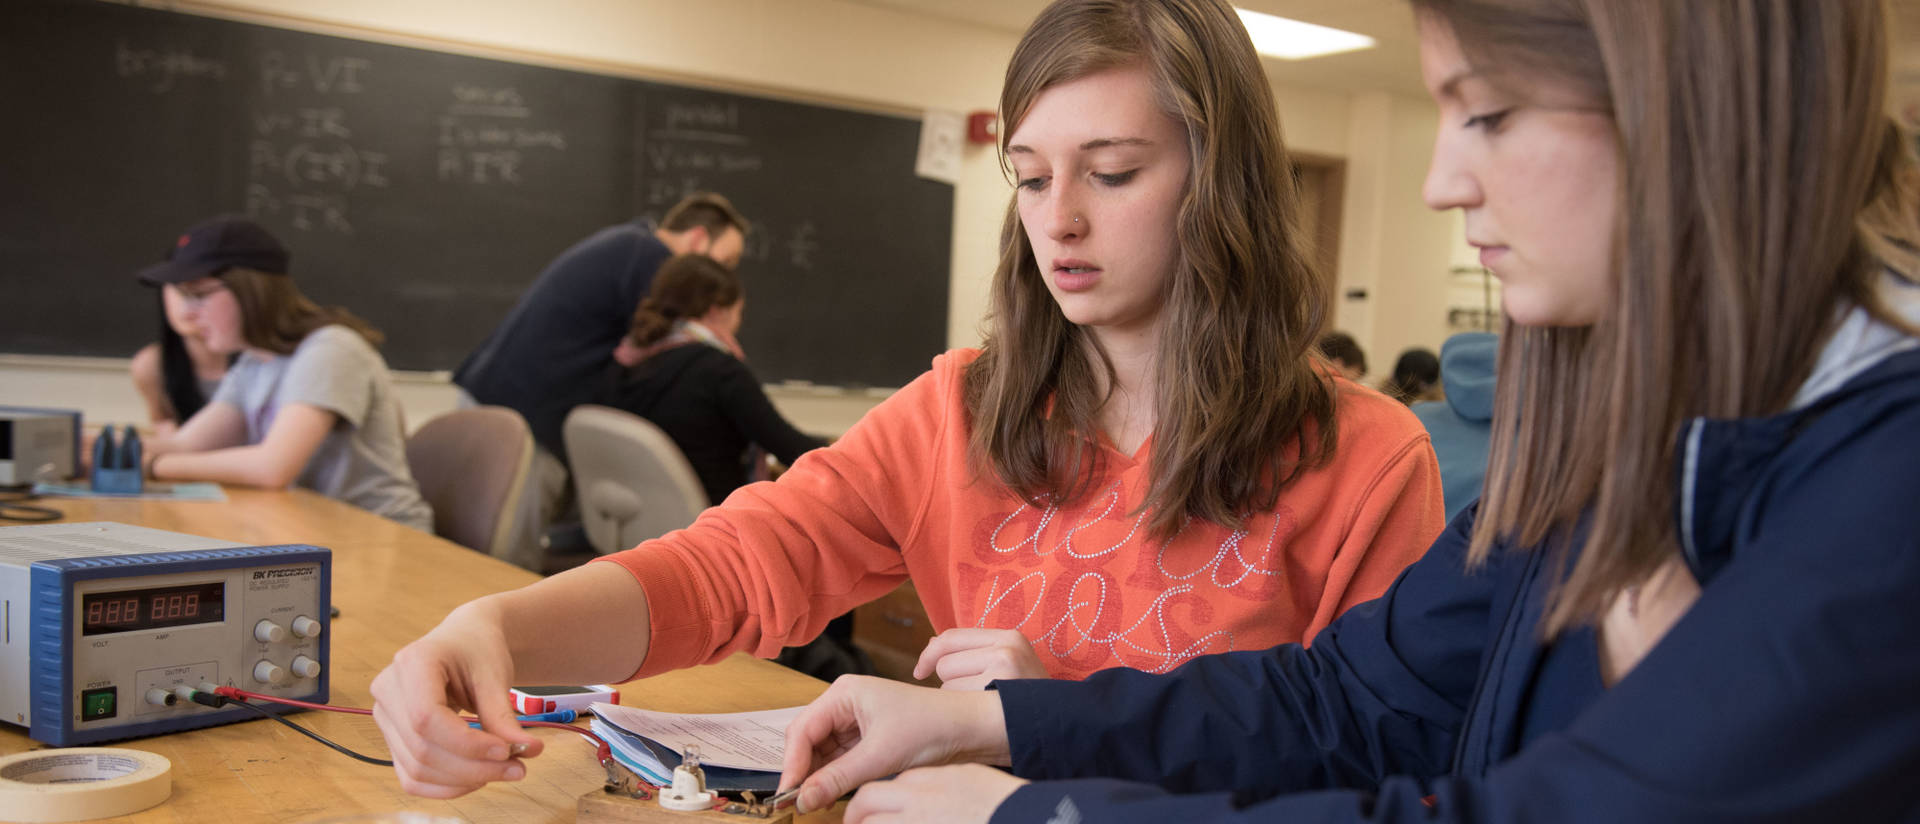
[{"xmin": 1235, "ymin": 7, "xmax": 1376, "ymax": 60}]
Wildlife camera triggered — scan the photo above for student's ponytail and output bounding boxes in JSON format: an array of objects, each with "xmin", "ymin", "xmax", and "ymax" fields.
[
  {"xmin": 623, "ymin": 254, "xmax": 742, "ymax": 348},
  {"xmin": 627, "ymin": 297, "xmax": 679, "ymax": 347}
]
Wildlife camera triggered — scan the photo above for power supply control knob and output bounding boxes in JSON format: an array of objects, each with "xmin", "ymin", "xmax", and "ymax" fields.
[
  {"xmin": 291, "ymin": 615, "xmax": 323, "ymax": 639},
  {"xmin": 254, "ymin": 620, "xmax": 288, "ymax": 644},
  {"xmin": 290, "ymin": 655, "xmax": 322, "ymax": 679},
  {"xmin": 253, "ymin": 660, "xmax": 287, "ymax": 685}
]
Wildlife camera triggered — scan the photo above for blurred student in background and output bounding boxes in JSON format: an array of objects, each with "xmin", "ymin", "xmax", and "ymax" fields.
[
  {"xmin": 1380, "ymin": 346, "xmax": 1442, "ymax": 404},
  {"xmin": 453, "ymin": 193, "xmax": 750, "ymax": 560},
  {"xmin": 130, "ymin": 286, "xmax": 231, "ymax": 437},
  {"xmin": 1317, "ymin": 330, "xmax": 1367, "ymax": 382},
  {"xmin": 1411, "ymin": 331, "xmax": 1496, "ymax": 522},
  {"xmin": 596, "ymin": 253, "xmax": 823, "ymax": 507},
  {"xmin": 135, "ymin": 216, "xmax": 432, "ymax": 531},
  {"xmin": 596, "ymin": 253, "xmax": 846, "ymax": 676}
]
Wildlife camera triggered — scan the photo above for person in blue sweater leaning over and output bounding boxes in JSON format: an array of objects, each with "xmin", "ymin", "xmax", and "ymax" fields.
[
  {"xmin": 453, "ymin": 193, "xmax": 750, "ymax": 551},
  {"xmin": 774, "ymin": 0, "xmax": 1920, "ymax": 821}
]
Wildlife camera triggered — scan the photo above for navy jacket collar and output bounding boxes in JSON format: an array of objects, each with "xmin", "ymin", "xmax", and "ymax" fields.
[{"xmin": 1678, "ymin": 347, "xmax": 1920, "ymax": 585}]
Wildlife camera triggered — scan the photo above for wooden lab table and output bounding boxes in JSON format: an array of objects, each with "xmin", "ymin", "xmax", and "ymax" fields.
[{"xmin": 0, "ymin": 488, "xmax": 839, "ymax": 823}]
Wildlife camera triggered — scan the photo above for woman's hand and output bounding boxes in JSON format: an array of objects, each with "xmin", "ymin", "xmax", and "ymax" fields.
[
  {"xmin": 914, "ymin": 628, "xmax": 1050, "ymax": 689},
  {"xmin": 369, "ymin": 601, "xmax": 545, "ymax": 798},
  {"xmin": 779, "ymin": 675, "xmax": 1011, "ymax": 813},
  {"xmin": 844, "ymin": 764, "xmax": 1026, "ymax": 824}
]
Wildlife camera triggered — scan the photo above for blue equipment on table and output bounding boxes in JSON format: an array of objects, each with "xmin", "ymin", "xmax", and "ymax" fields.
[
  {"xmin": 90, "ymin": 425, "xmax": 144, "ymax": 495},
  {"xmin": 0, "ymin": 521, "xmax": 332, "ymax": 746}
]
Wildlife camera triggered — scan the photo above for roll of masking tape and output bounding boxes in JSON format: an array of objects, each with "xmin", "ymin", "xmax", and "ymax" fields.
[{"xmin": 0, "ymin": 748, "xmax": 172, "ymax": 823}]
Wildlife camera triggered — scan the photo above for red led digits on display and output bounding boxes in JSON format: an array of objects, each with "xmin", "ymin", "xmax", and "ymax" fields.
[
  {"xmin": 102, "ymin": 598, "xmax": 136, "ymax": 625},
  {"xmin": 83, "ymin": 582, "xmax": 224, "ymax": 635}
]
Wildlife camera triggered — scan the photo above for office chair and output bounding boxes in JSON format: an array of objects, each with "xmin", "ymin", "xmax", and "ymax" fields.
[
  {"xmin": 405, "ymin": 406, "xmax": 535, "ymax": 564},
  {"xmin": 563, "ymin": 404, "xmax": 710, "ymax": 555}
]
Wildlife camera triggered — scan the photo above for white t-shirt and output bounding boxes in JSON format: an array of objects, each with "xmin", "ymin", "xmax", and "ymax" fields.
[{"xmin": 212, "ymin": 325, "xmax": 433, "ymax": 531}]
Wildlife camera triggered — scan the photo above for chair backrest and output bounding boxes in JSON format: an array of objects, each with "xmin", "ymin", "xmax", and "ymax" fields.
[
  {"xmin": 563, "ymin": 405, "xmax": 710, "ymax": 555},
  {"xmin": 405, "ymin": 406, "xmax": 534, "ymax": 559}
]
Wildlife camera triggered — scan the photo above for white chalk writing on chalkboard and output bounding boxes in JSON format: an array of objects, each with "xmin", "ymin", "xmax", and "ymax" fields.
[
  {"xmin": 742, "ymin": 230, "xmax": 774, "ymax": 264},
  {"xmin": 12, "ymin": 0, "xmax": 948, "ymax": 384},
  {"xmin": 453, "ymin": 85, "xmax": 526, "ymax": 106},
  {"xmin": 788, "ymin": 221, "xmax": 819, "ymax": 270},
  {"xmin": 439, "ymin": 120, "xmax": 567, "ymax": 150},
  {"xmin": 436, "ymin": 83, "xmax": 567, "ymax": 185},
  {"xmin": 708, "ymin": 219, "xmax": 819, "ymax": 272},
  {"xmin": 649, "ymin": 129, "xmax": 750, "ymax": 146},
  {"xmin": 665, "ymin": 102, "xmax": 739, "ymax": 132},
  {"xmin": 114, "ymin": 39, "xmax": 227, "ymax": 92},
  {"xmin": 639, "ymin": 99, "xmax": 833, "ymax": 270},
  {"xmin": 253, "ymin": 108, "xmax": 353, "ymax": 139},
  {"xmin": 636, "ymin": 98, "xmax": 828, "ymax": 271},
  {"xmin": 449, "ymin": 84, "xmax": 530, "ymax": 118},
  {"xmin": 438, "ymin": 149, "xmax": 523, "ymax": 184},
  {"xmin": 642, "ymin": 177, "xmax": 707, "ymax": 209},
  {"xmin": 246, "ymin": 53, "xmax": 389, "ymax": 234},
  {"xmin": 250, "ymin": 141, "xmax": 390, "ymax": 189},
  {"xmin": 247, "ymin": 187, "xmax": 354, "ymax": 235},
  {"xmin": 643, "ymin": 144, "xmax": 763, "ymax": 174},
  {"xmin": 259, "ymin": 52, "xmax": 369, "ymax": 96}
]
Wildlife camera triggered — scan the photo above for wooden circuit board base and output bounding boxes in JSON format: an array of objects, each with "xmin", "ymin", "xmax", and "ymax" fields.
[{"xmin": 577, "ymin": 789, "xmax": 795, "ymax": 824}]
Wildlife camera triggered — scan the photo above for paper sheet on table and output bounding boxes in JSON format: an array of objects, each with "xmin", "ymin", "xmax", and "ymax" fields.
[
  {"xmin": 590, "ymin": 702, "xmax": 802, "ymax": 772},
  {"xmin": 33, "ymin": 481, "xmax": 226, "ymax": 500},
  {"xmin": 590, "ymin": 718, "xmax": 780, "ymax": 791}
]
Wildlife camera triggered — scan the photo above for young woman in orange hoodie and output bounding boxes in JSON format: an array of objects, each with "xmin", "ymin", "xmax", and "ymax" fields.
[{"xmin": 370, "ymin": 0, "xmax": 1446, "ymax": 798}]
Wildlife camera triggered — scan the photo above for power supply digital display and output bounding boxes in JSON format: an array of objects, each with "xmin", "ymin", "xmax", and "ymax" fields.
[{"xmin": 81, "ymin": 582, "xmax": 226, "ymax": 635}]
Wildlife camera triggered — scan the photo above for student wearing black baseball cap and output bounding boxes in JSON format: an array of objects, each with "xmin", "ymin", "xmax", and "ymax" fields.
[
  {"xmin": 135, "ymin": 215, "xmax": 292, "ymax": 285},
  {"xmin": 127, "ymin": 216, "xmax": 256, "ymax": 438},
  {"xmin": 135, "ymin": 216, "xmax": 433, "ymax": 532}
]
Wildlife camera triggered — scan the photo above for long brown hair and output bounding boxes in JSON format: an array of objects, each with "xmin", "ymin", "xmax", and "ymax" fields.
[
  {"xmin": 1412, "ymin": 0, "xmax": 1920, "ymax": 635},
  {"xmin": 626, "ymin": 254, "xmax": 743, "ymax": 347},
  {"xmin": 220, "ymin": 268, "xmax": 383, "ymax": 354},
  {"xmin": 962, "ymin": 0, "xmax": 1336, "ymax": 538}
]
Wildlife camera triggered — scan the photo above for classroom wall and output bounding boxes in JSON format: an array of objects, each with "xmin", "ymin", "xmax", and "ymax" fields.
[
  {"xmin": 1356, "ymin": 94, "xmax": 1457, "ymax": 372},
  {"xmin": 4, "ymin": 0, "xmax": 1458, "ymax": 432},
  {"xmin": 1326, "ymin": 91, "xmax": 1457, "ymax": 376}
]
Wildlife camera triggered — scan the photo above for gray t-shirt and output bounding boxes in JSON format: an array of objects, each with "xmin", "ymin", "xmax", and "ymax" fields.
[{"xmin": 212, "ymin": 325, "xmax": 433, "ymax": 531}]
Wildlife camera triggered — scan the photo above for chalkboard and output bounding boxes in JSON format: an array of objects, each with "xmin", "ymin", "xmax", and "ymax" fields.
[{"xmin": 0, "ymin": 0, "xmax": 953, "ymax": 388}]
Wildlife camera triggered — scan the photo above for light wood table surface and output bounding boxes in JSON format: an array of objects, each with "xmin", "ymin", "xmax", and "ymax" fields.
[{"xmin": 0, "ymin": 488, "xmax": 838, "ymax": 823}]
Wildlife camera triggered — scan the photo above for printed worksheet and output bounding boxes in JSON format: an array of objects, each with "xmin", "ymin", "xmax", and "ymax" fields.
[{"xmin": 591, "ymin": 703, "xmax": 803, "ymax": 772}]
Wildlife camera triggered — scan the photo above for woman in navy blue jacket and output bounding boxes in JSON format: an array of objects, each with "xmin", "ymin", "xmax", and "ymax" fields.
[{"xmin": 775, "ymin": 0, "xmax": 1920, "ymax": 821}]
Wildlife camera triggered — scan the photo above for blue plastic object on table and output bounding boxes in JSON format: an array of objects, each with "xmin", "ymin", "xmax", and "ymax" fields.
[{"xmin": 90, "ymin": 425, "xmax": 144, "ymax": 494}]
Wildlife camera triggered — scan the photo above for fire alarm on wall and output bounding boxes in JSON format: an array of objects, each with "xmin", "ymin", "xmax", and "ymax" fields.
[{"xmin": 967, "ymin": 111, "xmax": 998, "ymax": 144}]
